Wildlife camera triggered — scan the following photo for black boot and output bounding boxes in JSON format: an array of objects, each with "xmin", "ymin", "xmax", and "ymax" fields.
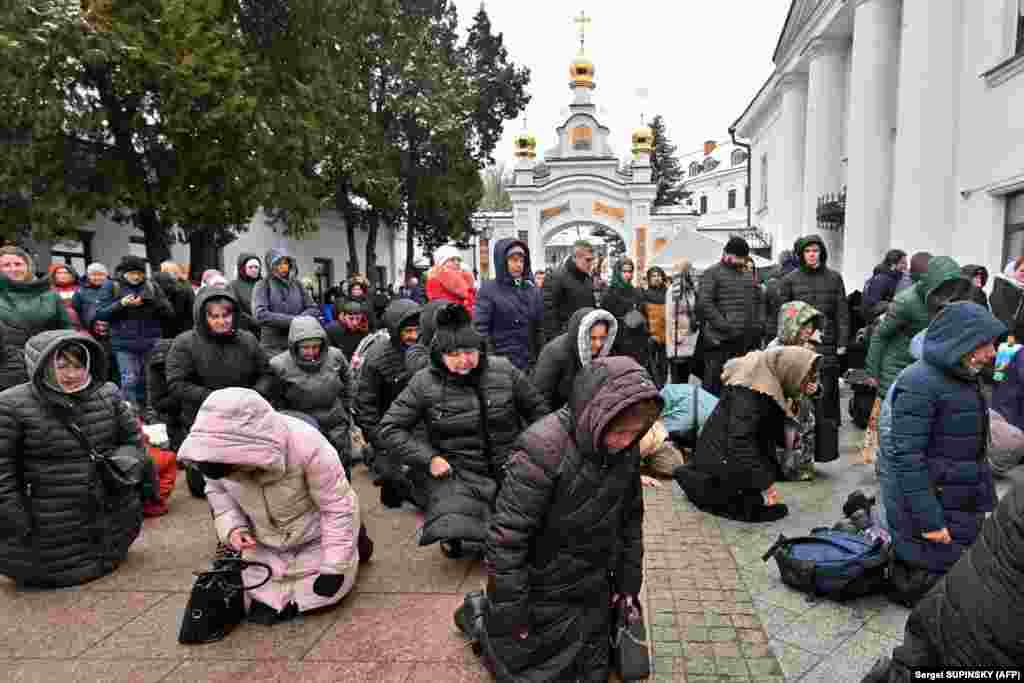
[
  {"xmin": 380, "ymin": 481, "xmax": 404, "ymax": 508},
  {"xmin": 357, "ymin": 524, "xmax": 374, "ymax": 564}
]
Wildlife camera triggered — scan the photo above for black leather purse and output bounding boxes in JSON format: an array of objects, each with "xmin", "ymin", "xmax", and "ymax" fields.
[
  {"xmin": 179, "ymin": 557, "xmax": 272, "ymax": 644},
  {"xmin": 56, "ymin": 411, "xmax": 146, "ymax": 495},
  {"xmin": 610, "ymin": 597, "xmax": 650, "ymax": 681}
]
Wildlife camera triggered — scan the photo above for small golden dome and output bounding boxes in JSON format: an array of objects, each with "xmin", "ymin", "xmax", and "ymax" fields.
[
  {"xmin": 569, "ymin": 56, "xmax": 595, "ymax": 89},
  {"xmin": 513, "ymin": 133, "xmax": 537, "ymax": 159},
  {"xmin": 632, "ymin": 126, "xmax": 654, "ymax": 154}
]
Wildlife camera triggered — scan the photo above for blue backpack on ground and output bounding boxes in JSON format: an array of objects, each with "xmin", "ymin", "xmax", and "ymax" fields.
[{"xmin": 761, "ymin": 528, "xmax": 891, "ymax": 601}]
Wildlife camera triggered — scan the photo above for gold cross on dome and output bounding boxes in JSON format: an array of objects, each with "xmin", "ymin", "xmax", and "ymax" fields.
[{"xmin": 574, "ymin": 10, "xmax": 591, "ymax": 54}]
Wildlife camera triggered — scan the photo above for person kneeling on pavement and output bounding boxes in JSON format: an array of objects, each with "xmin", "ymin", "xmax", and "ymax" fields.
[
  {"xmin": 0, "ymin": 331, "xmax": 144, "ymax": 588},
  {"xmin": 673, "ymin": 346, "xmax": 821, "ymax": 523},
  {"xmin": 269, "ymin": 316, "xmax": 354, "ymax": 478},
  {"xmin": 470, "ymin": 357, "xmax": 659, "ymax": 681},
  {"xmin": 379, "ymin": 303, "xmax": 549, "ymax": 558},
  {"xmin": 862, "ymin": 478, "xmax": 1024, "ymax": 681},
  {"xmin": 877, "ymin": 301, "xmax": 1004, "ymax": 608},
  {"xmin": 179, "ymin": 388, "xmax": 372, "ymax": 625}
]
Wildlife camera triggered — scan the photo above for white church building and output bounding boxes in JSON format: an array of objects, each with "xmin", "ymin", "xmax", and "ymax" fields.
[{"xmin": 733, "ymin": 0, "xmax": 1024, "ymax": 289}]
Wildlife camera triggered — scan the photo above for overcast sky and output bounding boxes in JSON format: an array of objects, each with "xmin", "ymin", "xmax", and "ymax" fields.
[{"xmin": 452, "ymin": 0, "xmax": 793, "ymax": 166}]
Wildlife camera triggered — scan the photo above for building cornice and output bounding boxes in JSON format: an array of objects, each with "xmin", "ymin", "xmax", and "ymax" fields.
[
  {"xmin": 774, "ymin": 0, "xmax": 844, "ymax": 68},
  {"xmin": 981, "ymin": 53, "xmax": 1024, "ymax": 89},
  {"xmin": 803, "ymin": 36, "xmax": 850, "ymax": 60}
]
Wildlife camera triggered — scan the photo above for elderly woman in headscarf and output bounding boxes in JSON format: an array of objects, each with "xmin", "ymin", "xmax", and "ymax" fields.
[
  {"xmin": 179, "ymin": 387, "xmax": 371, "ymax": 624},
  {"xmin": 673, "ymin": 346, "xmax": 821, "ymax": 522},
  {"xmin": 601, "ymin": 258, "xmax": 650, "ymax": 369},
  {"xmin": 0, "ymin": 330, "xmax": 144, "ymax": 587}
]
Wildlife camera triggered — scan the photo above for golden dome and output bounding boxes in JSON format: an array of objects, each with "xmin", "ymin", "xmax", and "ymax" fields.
[
  {"xmin": 632, "ymin": 126, "xmax": 654, "ymax": 154},
  {"xmin": 513, "ymin": 133, "xmax": 537, "ymax": 160},
  {"xmin": 569, "ymin": 56, "xmax": 595, "ymax": 89}
]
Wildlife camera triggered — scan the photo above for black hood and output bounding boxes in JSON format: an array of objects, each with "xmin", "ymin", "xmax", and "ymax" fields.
[
  {"xmin": 794, "ymin": 234, "xmax": 828, "ymax": 271},
  {"xmin": 236, "ymin": 252, "xmax": 262, "ymax": 282},
  {"xmin": 193, "ymin": 286, "xmax": 238, "ymax": 339},
  {"xmin": 416, "ymin": 299, "xmax": 449, "ymax": 349},
  {"xmin": 961, "ymin": 264, "xmax": 989, "ymax": 288},
  {"xmin": 382, "ymin": 298, "xmax": 422, "ymax": 349},
  {"xmin": 23, "ymin": 330, "xmax": 108, "ymax": 405},
  {"xmin": 152, "ymin": 271, "xmax": 179, "ymax": 295}
]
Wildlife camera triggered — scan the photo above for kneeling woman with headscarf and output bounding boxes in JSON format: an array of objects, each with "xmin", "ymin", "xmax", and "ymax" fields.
[
  {"xmin": 673, "ymin": 347, "xmax": 821, "ymax": 523},
  {"xmin": 179, "ymin": 387, "xmax": 371, "ymax": 624}
]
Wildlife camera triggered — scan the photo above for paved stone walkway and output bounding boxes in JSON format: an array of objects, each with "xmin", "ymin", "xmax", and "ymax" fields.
[{"xmin": 3, "ymin": 405, "xmax": 1015, "ymax": 682}]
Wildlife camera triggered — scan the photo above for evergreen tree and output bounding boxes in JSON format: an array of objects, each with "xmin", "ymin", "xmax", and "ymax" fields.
[{"xmin": 649, "ymin": 115, "xmax": 685, "ymax": 206}]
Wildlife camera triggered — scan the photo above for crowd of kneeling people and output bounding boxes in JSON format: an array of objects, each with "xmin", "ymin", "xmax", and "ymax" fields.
[{"xmin": 1, "ymin": 239, "xmax": 1023, "ymax": 678}]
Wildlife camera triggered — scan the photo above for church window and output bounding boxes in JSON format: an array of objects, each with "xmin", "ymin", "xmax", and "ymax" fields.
[
  {"xmin": 689, "ymin": 161, "xmax": 701, "ymax": 176},
  {"xmin": 731, "ymin": 149, "xmax": 748, "ymax": 166},
  {"xmin": 744, "ymin": 185, "xmax": 750, "ymax": 207},
  {"xmin": 699, "ymin": 196, "xmax": 708, "ymax": 214},
  {"xmin": 703, "ymin": 157, "xmax": 719, "ymax": 172},
  {"xmin": 1004, "ymin": 191, "xmax": 1024, "ymax": 265},
  {"xmin": 759, "ymin": 154, "xmax": 769, "ymax": 208},
  {"xmin": 727, "ymin": 189, "xmax": 737, "ymax": 210}
]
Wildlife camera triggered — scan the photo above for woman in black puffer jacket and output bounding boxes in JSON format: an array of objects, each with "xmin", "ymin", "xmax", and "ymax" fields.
[
  {"xmin": 0, "ymin": 330, "xmax": 144, "ymax": 588},
  {"xmin": 479, "ymin": 356, "xmax": 661, "ymax": 682},
  {"xmin": 378, "ymin": 304, "xmax": 549, "ymax": 556}
]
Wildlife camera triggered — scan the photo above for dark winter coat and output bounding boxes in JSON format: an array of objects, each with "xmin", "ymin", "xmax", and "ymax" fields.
[
  {"xmin": 251, "ymin": 249, "xmax": 318, "ymax": 354},
  {"xmin": 0, "ymin": 331, "xmax": 143, "ymax": 587},
  {"xmin": 481, "ymin": 357, "xmax": 659, "ymax": 683},
  {"xmin": 764, "ymin": 253, "xmax": 799, "ymax": 328},
  {"xmin": 474, "ymin": 239, "xmax": 544, "ymax": 371},
  {"xmin": 378, "ymin": 345, "xmax": 548, "ymax": 547},
  {"xmin": 97, "ymin": 264, "xmax": 173, "ymax": 354},
  {"xmin": 697, "ymin": 258, "xmax": 766, "ymax": 349},
  {"xmin": 601, "ymin": 262, "xmax": 650, "ymax": 368},
  {"xmin": 145, "ymin": 338, "xmax": 186, "ymax": 450},
  {"xmin": 269, "ymin": 316, "xmax": 351, "ymax": 452},
  {"xmin": 353, "ymin": 299, "xmax": 422, "ymax": 451},
  {"xmin": 532, "ymin": 308, "xmax": 618, "ymax": 412},
  {"xmin": 0, "ymin": 274, "xmax": 72, "ymax": 391},
  {"xmin": 228, "ymin": 252, "xmax": 262, "ymax": 334},
  {"xmin": 777, "ymin": 235, "xmax": 849, "ymax": 355},
  {"xmin": 71, "ymin": 279, "xmax": 114, "ymax": 335},
  {"xmin": 405, "ymin": 299, "xmax": 447, "ymax": 374},
  {"xmin": 991, "ymin": 346, "xmax": 1024, "ymax": 431},
  {"xmin": 989, "ymin": 274, "xmax": 1024, "ymax": 341},
  {"xmin": 879, "ymin": 302, "xmax": 1005, "ymax": 574},
  {"xmin": 325, "ymin": 320, "xmax": 368, "ymax": 361},
  {"xmin": 866, "ymin": 257, "xmax": 966, "ymax": 397},
  {"xmin": 960, "ymin": 265, "xmax": 989, "ymax": 310},
  {"xmin": 542, "ymin": 256, "xmax": 595, "ymax": 343},
  {"xmin": 165, "ymin": 287, "xmax": 273, "ymax": 431},
  {"xmin": 152, "ymin": 271, "xmax": 195, "ymax": 339},
  {"xmin": 862, "ymin": 265, "xmax": 903, "ymax": 315},
  {"xmin": 398, "ymin": 284, "xmax": 427, "ymax": 305},
  {"xmin": 890, "ymin": 480, "xmax": 1024, "ymax": 667},
  {"xmin": 642, "ymin": 267, "xmax": 668, "ymax": 346}
]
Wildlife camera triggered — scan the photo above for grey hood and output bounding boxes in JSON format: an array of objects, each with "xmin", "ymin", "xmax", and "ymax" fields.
[
  {"xmin": 288, "ymin": 315, "xmax": 329, "ymax": 369},
  {"xmin": 570, "ymin": 308, "xmax": 618, "ymax": 366},
  {"xmin": 265, "ymin": 248, "xmax": 297, "ymax": 281},
  {"xmin": 193, "ymin": 285, "xmax": 238, "ymax": 339}
]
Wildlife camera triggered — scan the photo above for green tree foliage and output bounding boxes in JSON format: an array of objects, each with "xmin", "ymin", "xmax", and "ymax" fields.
[
  {"xmin": 649, "ymin": 114, "xmax": 685, "ymax": 207},
  {"xmin": 480, "ymin": 162, "xmax": 512, "ymax": 211}
]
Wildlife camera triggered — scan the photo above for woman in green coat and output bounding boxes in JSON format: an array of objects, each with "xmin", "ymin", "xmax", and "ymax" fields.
[
  {"xmin": 861, "ymin": 256, "xmax": 968, "ymax": 463},
  {"xmin": 0, "ymin": 246, "xmax": 71, "ymax": 391}
]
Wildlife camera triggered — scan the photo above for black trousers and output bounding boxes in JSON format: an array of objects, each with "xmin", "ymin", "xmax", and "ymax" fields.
[{"xmin": 702, "ymin": 338, "xmax": 758, "ymax": 397}]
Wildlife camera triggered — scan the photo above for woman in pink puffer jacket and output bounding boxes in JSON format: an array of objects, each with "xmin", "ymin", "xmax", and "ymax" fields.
[{"xmin": 179, "ymin": 387, "xmax": 370, "ymax": 624}]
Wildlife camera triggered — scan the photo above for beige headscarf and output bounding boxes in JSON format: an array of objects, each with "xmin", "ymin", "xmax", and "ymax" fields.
[{"xmin": 721, "ymin": 347, "xmax": 820, "ymax": 413}]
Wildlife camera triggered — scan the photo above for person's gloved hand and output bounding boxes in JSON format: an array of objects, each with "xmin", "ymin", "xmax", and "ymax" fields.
[{"xmin": 313, "ymin": 573, "xmax": 346, "ymax": 597}]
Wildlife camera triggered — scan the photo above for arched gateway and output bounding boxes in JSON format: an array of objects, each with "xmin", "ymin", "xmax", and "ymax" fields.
[{"xmin": 472, "ymin": 15, "xmax": 701, "ymax": 278}]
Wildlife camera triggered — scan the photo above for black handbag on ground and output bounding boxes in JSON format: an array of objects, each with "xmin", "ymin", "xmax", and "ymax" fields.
[
  {"xmin": 610, "ymin": 597, "xmax": 651, "ymax": 681},
  {"xmin": 179, "ymin": 557, "xmax": 273, "ymax": 644}
]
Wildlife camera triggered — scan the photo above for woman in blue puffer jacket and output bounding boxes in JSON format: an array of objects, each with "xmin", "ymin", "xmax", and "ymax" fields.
[{"xmin": 877, "ymin": 301, "xmax": 1005, "ymax": 607}]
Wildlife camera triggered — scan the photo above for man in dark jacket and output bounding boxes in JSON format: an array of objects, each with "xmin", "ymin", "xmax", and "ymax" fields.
[
  {"xmin": 533, "ymin": 307, "xmax": 618, "ymax": 411},
  {"xmin": 228, "ymin": 252, "xmax": 263, "ymax": 335},
  {"xmin": 542, "ymin": 240, "xmax": 596, "ymax": 343},
  {"xmin": 861, "ymin": 249, "xmax": 907, "ymax": 319},
  {"xmin": 354, "ymin": 298, "xmax": 422, "ymax": 505},
  {"xmin": 764, "ymin": 248, "xmax": 799, "ymax": 327},
  {"xmin": 269, "ymin": 316, "xmax": 353, "ymax": 475},
  {"xmin": 97, "ymin": 255, "xmax": 173, "ymax": 408},
  {"xmin": 325, "ymin": 300, "xmax": 370, "ymax": 360},
  {"xmin": 379, "ymin": 303, "xmax": 549, "ymax": 558},
  {"xmin": 960, "ymin": 264, "xmax": 989, "ymax": 309},
  {"xmin": 252, "ymin": 248, "xmax": 319, "ymax": 355},
  {"xmin": 478, "ymin": 356, "xmax": 659, "ymax": 681},
  {"xmin": 398, "ymin": 275, "xmax": 427, "ymax": 305},
  {"xmin": 777, "ymin": 234, "xmax": 849, "ymax": 439},
  {"xmin": 474, "ymin": 238, "xmax": 544, "ymax": 371},
  {"xmin": 152, "ymin": 270, "xmax": 195, "ymax": 339},
  {"xmin": 698, "ymin": 237, "xmax": 765, "ymax": 397},
  {"xmin": 862, "ymin": 480, "xmax": 1024, "ymax": 680},
  {"xmin": 878, "ymin": 302, "xmax": 1005, "ymax": 606}
]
